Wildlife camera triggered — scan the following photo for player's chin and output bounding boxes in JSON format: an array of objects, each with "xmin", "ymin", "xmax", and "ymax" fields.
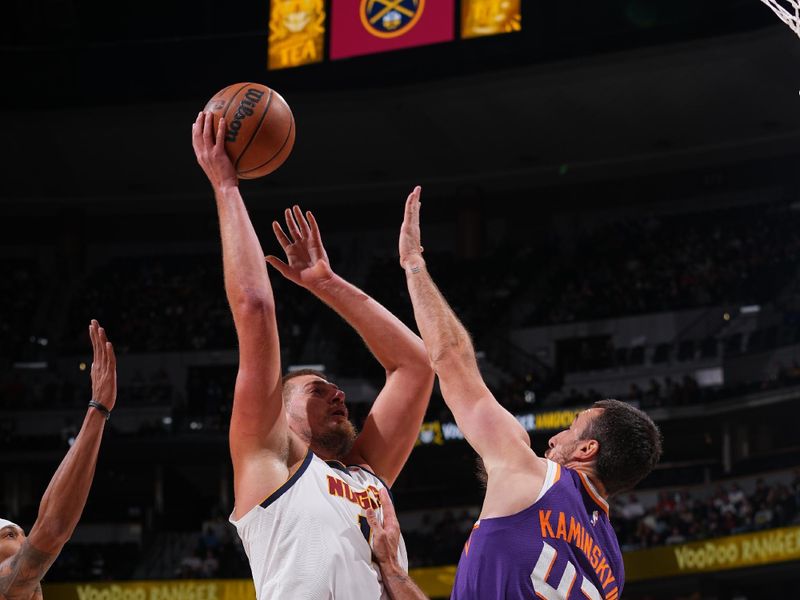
[
  {"xmin": 316, "ymin": 420, "xmax": 358, "ymax": 458},
  {"xmin": 333, "ymin": 418, "xmax": 357, "ymax": 438}
]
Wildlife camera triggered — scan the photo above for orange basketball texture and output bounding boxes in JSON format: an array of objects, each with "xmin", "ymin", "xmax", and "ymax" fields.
[{"xmin": 203, "ymin": 83, "xmax": 295, "ymax": 179}]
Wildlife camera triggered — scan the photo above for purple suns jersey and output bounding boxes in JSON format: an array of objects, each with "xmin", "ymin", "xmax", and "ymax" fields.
[{"xmin": 452, "ymin": 460, "xmax": 624, "ymax": 600}]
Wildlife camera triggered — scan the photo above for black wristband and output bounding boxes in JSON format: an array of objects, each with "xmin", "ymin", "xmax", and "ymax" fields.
[{"xmin": 88, "ymin": 400, "xmax": 111, "ymax": 420}]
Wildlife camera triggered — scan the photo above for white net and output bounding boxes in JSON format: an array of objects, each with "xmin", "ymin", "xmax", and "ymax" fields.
[{"xmin": 759, "ymin": 0, "xmax": 800, "ymax": 36}]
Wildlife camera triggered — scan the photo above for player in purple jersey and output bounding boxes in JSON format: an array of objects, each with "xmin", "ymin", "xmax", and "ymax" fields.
[{"xmin": 395, "ymin": 187, "xmax": 662, "ymax": 600}]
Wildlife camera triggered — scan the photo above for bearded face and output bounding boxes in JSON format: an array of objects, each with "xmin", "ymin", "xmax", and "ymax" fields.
[
  {"xmin": 312, "ymin": 419, "xmax": 357, "ymax": 459},
  {"xmin": 285, "ymin": 374, "xmax": 357, "ymax": 460}
]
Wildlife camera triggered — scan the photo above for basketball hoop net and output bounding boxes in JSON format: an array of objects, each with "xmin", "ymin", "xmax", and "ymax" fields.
[{"xmin": 759, "ymin": 0, "xmax": 800, "ymax": 37}]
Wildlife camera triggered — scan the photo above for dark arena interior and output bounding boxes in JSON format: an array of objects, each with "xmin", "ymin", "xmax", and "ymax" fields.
[{"xmin": 2, "ymin": 1, "xmax": 800, "ymax": 599}]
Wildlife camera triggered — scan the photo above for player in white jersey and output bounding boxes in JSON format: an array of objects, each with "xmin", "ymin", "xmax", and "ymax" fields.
[{"xmin": 192, "ymin": 113, "xmax": 434, "ymax": 599}]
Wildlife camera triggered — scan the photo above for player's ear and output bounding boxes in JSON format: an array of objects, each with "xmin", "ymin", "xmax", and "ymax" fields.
[{"xmin": 576, "ymin": 438, "xmax": 600, "ymax": 462}]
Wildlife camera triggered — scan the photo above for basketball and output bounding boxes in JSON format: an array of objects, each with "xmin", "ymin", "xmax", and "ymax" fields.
[{"xmin": 202, "ymin": 82, "xmax": 295, "ymax": 179}]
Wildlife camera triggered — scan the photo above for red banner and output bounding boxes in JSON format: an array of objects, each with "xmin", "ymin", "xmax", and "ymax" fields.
[{"xmin": 330, "ymin": 0, "xmax": 455, "ymax": 60}]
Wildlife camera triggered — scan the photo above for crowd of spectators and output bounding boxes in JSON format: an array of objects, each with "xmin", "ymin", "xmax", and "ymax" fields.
[
  {"xmin": 613, "ymin": 471, "xmax": 800, "ymax": 550},
  {"xmin": 519, "ymin": 206, "xmax": 800, "ymax": 326},
  {"xmin": 0, "ymin": 365, "xmax": 176, "ymax": 411},
  {"xmin": 586, "ymin": 362, "xmax": 800, "ymax": 409},
  {"xmin": 61, "ymin": 256, "xmax": 237, "ymax": 354},
  {"xmin": 555, "ymin": 325, "xmax": 800, "ymax": 377},
  {"xmin": 47, "ymin": 543, "xmax": 140, "ymax": 581},
  {"xmin": 4, "ymin": 203, "xmax": 800, "ymax": 365},
  {"xmin": 59, "ymin": 254, "xmax": 326, "ymax": 359},
  {"xmin": 0, "ymin": 259, "xmax": 44, "ymax": 361},
  {"xmin": 175, "ymin": 514, "xmax": 250, "ymax": 579}
]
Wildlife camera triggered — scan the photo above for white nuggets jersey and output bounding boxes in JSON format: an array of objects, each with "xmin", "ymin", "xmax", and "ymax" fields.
[{"xmin": 230, "ymin": 450, "xmax": 408, "ymax": 600}]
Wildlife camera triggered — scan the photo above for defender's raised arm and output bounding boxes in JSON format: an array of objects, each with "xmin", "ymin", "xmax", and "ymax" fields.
[
  {"xmin": 399, "ymin": 188, "xmax": 542, "ymax": 486},
  {"xmin": 0, "ymin": 321, "xmax": 116, "ymax": 600}
]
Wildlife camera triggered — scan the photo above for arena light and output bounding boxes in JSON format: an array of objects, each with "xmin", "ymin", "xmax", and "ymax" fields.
[
  {"xmin": 695, "ymin": 367, "xmax": 724, "ymax": 387},
  {"xmin": 740, "ymin": 305, "xmax": 761, "ymax": 314}
]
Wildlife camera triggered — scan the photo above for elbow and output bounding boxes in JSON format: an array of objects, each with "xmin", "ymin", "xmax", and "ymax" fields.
[
  {"xmin": 428, "ymin": 343, "xmax": 474, "ymax": 370},
  {"xmin": 231, "ymin": 290, "xmax": 275, "ymax": 316},
  {"xmin": 399, "ymin": 358, "xmax": 435, "ymax": 383},
  {"xmin": 427, "ymin": 328, "xmax": 476, "ymax": 370},
  {"xmin": 409, "ymin": 343, "xmax": 437, "ymax": 376}
]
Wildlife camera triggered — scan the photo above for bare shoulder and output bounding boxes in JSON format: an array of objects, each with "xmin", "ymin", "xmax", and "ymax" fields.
[
  {"xmin": 232, "ymin": 432, "xmax": 309, "ymax": 520},
  {"xmin": 0, "ymin": 541, "xmax": 55, "ymax": 600}
]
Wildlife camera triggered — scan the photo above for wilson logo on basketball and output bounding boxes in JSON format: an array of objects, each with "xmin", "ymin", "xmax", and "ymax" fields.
[{"xmin": 225, "ymin": 88, "xmax": 266, "ymax": 143}]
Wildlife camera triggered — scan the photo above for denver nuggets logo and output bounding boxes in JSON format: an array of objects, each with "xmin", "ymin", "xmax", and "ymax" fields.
[{"xmin": 360, "ymin": 0, "xmax": 425, "ymax": 39}]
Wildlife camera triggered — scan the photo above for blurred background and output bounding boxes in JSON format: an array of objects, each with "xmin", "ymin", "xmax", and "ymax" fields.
[{"xmin": 2, "ymin": 1, "xmax": 800, "ymax": 598}]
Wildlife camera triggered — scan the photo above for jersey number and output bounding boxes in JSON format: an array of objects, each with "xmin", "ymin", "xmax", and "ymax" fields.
[
  {"xmin": 358, "ymin": 514, "xmax": 372, "ymax": 544},
  {"xmin": 530, "ymin": 542, "xmax": 602, "ymax": 600}
]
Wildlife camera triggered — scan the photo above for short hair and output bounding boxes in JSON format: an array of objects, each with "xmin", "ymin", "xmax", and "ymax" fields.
[
  {"xmin": 281, "ymin": 369, "xmax": 328, "ymax": 402},
  {"xmin": 581, "ymin": 399, "xmax": 662, "ymax": 496}
]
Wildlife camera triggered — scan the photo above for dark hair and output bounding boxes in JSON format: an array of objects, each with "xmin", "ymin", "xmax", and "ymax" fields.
[
  {"xmin": 582, "ymin": 399, "xmax": 662, "ymax": 496},
  {"xmin": 281, "ymin": 369, "xmax": 328, "ymax": 402}
]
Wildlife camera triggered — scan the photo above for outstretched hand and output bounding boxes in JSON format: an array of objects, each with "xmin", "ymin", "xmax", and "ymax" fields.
[
  {"xmin": 89, "ymin": 320, "xmax": 117, "ymax": 411},
  {"xmin": 266, "ymin": 205, "xmax": 334, "ymax": 289},
  {"xmin": 400, "ymin": 186, "xmax": 424, "ymax": 270},
  {"xmin": 191, "ymin": 111, "xmax": 238, "ymax": 191}
]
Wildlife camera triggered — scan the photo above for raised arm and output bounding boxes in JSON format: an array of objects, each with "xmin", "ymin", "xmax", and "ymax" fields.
[
  {"xmin": 0, "ymin": 320, "xmax": 115, "ymax": 600},
  {"xmin": 399, "ymin": 188, "xmax": 541, "ymax": 480},
  {"xmin": 266, "ymin": 207, "xmax": 434, "ymax": 485},
  {"xmin": 192, "ymin": 112, "xmax": 289, "ymax": 517}
]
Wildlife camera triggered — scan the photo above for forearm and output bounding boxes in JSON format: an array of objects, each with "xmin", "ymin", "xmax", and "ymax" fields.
[
  {"xmin": 214, "ymin": 185, "xmax": 275, "ymax": 312},
  {"xmin": 29, "ymin": 408, "xmax": 106, "ymax": 553},
  {"xmin": 313, "ymin": 273, "xmax": 428, "ymax": 372},
  {"xmin": 403, "ymin": 259, "xmax": 475, "ymax": 368},
  {"xmin": 379, "ymin": 562, "xmax": 429, "ymax": 600}
]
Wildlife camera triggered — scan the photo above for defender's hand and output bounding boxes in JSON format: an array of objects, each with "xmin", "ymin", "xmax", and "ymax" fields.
[
  {"xmin": 89, "ymin": 320, "xmax": 117, "ymax": 411},
  {"xmin": 400, "ymin": 186, "xmax": 424, "ymax": 270},
  {"xmin": 191, "ymin": 111, "xmax": 238, "ymax": 191},
  {"xmin": 266, "ymin": 205, "xmax": 334, "ymax": 289},
  {"xmin": 365, "ymin": 488, "xmax": 402, "ymax": 568}
]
